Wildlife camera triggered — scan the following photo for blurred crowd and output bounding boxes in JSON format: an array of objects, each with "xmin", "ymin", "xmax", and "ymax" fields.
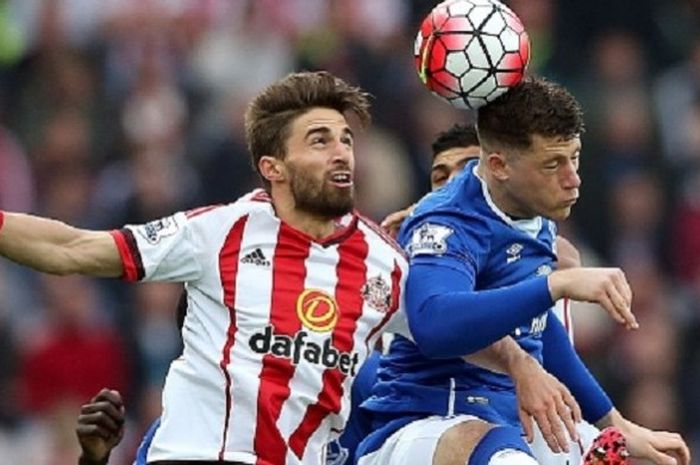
[{"xmin": 0, "ymin": 0, "xmax": 698, "ymax": 464}]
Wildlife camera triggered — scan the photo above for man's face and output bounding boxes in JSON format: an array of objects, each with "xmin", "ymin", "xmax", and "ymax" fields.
[
  {"xmin": 430, "ymin": 146, "xmax": 481, "ymax": 190},
  {"xmin": 501, "ymin": 134, "xmax": 582, "ymax": 221},
  {"xmin": 282, "ymin": 107, "xmax": 355, "ymax": 218}
]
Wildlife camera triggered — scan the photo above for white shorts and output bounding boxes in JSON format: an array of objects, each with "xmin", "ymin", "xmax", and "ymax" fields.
[
  {"xmin": 356, "ymin": 414, "xmax": 479, "ymax": 465},
  {"xmin": 357, "ymin": 414, "xmax": 600, "ymax": 465},
  {"xmin": 528, "ymin": 420, "xmax": 600, "ymax": 465}
]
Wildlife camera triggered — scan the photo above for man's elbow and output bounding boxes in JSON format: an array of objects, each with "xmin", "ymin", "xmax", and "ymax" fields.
[{"xmin": 409, "ymin": 322, "xmax": 458, "ymax": 359}]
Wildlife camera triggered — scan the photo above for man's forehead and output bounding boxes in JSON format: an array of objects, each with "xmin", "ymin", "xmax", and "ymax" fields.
[
  {"xmin": 296, "ymin": 108, "xmax": 349, "ymax": 130},
  {"xmin": 532, "ymin": 134, "xmax": 581, "ymax": 153}
]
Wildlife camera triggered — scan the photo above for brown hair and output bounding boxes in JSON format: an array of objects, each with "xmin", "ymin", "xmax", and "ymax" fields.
[
  {"xmin": 476, "ymin": 77, "xmax": 584, "ymax": 154},
  {"xmin": 244, "ymin": 71, "xmax": 371, "ymax": 189}
]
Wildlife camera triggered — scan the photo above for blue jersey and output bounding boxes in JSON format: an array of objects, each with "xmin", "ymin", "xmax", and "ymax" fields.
[{"xmin": 362, "ymin": 161, "xmax": 559, "ymax": 429}]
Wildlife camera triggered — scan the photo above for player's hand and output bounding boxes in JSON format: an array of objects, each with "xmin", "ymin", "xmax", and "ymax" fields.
[
  {"xmin": 76, "ymin": 388, "xmax": 125, "ymax": 465},
  {"xmin": 618, "ymin": 418, "xmax": 691, "ymax": 465},
  {"xmin": 511, "ymin": 355, "xmax": 581, "ymax": 454},
  {"xmin": 554, "ymin": 236, "xmax": 581, "ymax": 270},
  {"xmin": 379, "ymin": 205, "xmax": 415, "ymax": 238},
  {"xmin": 547, "ymin": 267, "xmax": 638, "ymax": 330}
]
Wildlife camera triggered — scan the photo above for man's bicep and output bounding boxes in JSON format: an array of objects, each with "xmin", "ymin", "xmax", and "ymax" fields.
[{"xmin": 406, "ymin": 258, "xmax": 477, "ymax": 309}]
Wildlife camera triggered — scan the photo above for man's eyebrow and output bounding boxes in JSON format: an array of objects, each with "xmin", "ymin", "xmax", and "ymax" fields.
[
  {"xmin": 305, "ymin": 127, "xmax": 332, "ymax": 139},
  {"xmin": 543, "ymin": 150, "xmax": 579, "ymax": 162},
  {"xmin": 304, "ymin": 126, "xmax": 354, "ymax": 139}
]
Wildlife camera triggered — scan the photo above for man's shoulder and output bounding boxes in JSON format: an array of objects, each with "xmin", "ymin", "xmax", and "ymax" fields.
[
  {"xmin": 356, "ymin": 213, "xmax": 408, "ymax": 263},
  {"xmin": 185, "ymin": 189, "xmax": 274, "ymax": 222}
]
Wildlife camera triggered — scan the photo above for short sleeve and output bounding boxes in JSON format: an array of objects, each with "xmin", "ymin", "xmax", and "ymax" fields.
[{"xmin": 111, "ymin": 212, "xmax": 202, "ymax": 282}]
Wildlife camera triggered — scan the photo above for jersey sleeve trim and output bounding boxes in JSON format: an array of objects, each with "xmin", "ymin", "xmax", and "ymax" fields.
[{"xmin": 110, "ymin": 229, "xmax": 145, "ymax": 281}]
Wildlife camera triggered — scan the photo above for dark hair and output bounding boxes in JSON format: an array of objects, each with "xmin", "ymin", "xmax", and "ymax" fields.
[
  {"xmin": 244, "ymin": 71, "xmax": 371, "ymax": 190},
  {"xmin": 431, "ymin": 124, "xmax": 480, "ymax": 160},
  {"xmin": 476, "ymin": 77, "xmax": 584, "ymax": 153}
]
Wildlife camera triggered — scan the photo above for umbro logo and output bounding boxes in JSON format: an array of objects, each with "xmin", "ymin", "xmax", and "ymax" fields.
[
  {"xmin": 506, "ymin": 243, "xmax": 523, "ymax": 264},
  {"xmin": 240, "ymin": 248, "xmax": 270, "ymax": 267}
]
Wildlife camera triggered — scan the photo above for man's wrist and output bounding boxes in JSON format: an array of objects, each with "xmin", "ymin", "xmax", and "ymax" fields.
[
  {"xmin": 508, "ymin": 351, "xmax": 537, "ymax": 379},
  {"xmin": 547, "ymin": 271, "xmax": 566, "ymax": 301},
  {"xmin": 594, "ymin": 407, "xmax": 622, "ymax": 429},
  {"xmin": 78, "ymin": 453, "xmax": 109, "ymax": 465},
  {"xmin": 501, "ymin": 337, "xmax": 535, "ymax": 377}
]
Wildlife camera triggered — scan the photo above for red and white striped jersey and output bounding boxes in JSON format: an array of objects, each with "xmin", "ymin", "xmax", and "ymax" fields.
[{"xmin": 110, "ymin": 190, "xmax": 409, "ymax": 465}]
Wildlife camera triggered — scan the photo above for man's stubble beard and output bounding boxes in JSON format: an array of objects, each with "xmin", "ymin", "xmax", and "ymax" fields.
[{"xmin": 288, "ymin": 164, "xmax": 354, "ymax": 219}]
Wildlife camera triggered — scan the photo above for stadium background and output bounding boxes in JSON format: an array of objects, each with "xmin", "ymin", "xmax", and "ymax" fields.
[{"xmin": 0, "ymin": 0, "xmax": 698, "ymax": 463}]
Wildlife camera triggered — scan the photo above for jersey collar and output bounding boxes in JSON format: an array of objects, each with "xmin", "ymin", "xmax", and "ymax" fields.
[{"xmin": 472, "ymin": 164, "xmax": 543, "ymax": 239}]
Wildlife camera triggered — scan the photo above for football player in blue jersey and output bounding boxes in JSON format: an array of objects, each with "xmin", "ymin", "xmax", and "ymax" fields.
[
  {"xmin": 332, "ymin": 124, "xmax": 586, "ymax": 465},
  {"xmin": 357, "ymin": 77, "xmax": 690, "ymax": 465}
]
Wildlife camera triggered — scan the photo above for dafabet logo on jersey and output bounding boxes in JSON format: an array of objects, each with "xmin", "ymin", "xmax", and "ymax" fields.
[
  {"xmin": 248, "ymin": 289, "xmax": 360, "ymax": 376},
  {"xmin": 296, "ymin": 289, "xmax": 339, "ymax": 332}
]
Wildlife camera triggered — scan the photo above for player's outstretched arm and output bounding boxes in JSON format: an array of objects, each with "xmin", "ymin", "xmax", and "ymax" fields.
[
  {"xmin": 463, "ymin": 336, "xmax": 582, "ymax": 454},
  {"xmin": 547, "ymin": 267, "xmax": 638, "ymax": 330},
  {"xmin": 76, "ymin": 388, "xmax": 125, "ymax": 465},
  {"xmin": 596, "ymin": 408, "xmax": 691, "ymax": 465},
  {"xmin": 0, "ymin": 212, "xmax": 122, "ymax": 277}
]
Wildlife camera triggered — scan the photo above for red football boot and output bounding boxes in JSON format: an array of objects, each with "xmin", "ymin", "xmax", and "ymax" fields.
[{"xmin": 581, "ymin": 427, "xmax": 630, "ymax": 465}]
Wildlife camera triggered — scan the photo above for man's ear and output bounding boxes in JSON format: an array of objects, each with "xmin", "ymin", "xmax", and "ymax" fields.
[
  {"xmin": 485, "ymin": 151, "xmax": 509, "ymax": 181},
  {"xmin": 259, "ymin": 156, "xmax": 285, "ymax": 183}
]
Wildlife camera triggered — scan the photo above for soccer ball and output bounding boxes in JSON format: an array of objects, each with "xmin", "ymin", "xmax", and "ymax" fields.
[{"xmin": 414, "ymin": 0, "xmax": 530, "ymax": 110}]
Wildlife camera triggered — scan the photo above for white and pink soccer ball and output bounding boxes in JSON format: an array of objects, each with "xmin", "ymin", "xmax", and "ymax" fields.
[{"xmin": 415, "ymin": 0, "xmax": 531, "ymax": 110}]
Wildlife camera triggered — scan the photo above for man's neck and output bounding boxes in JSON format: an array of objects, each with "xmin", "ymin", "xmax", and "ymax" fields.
[
  {"xmin": 476, "ymin": 165, "xmax": 530, "ymax": 220},
  {"xmin": 272, "ymin": 193, "xmax": 336, "ymax": 240}
]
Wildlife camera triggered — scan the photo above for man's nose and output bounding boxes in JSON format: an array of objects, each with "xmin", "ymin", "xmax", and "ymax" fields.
[{"xmin": 561, "ymin": 163, "xmax": 581, "ymax": 189}]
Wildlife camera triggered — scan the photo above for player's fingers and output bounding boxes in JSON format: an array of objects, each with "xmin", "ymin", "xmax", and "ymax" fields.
[
  {"xmin": 561, "ymin": 388, "xmax": 582, "ymax": 425},
  {"xmin": 597, "ymin": 292, "xmax": 625, "ymax": 325},
  {"xmin": 81, "ymin": 401, "xmax": 125, "ymax": 424},
  {"xmin": 647, "ymin": 447, "xmax": 680, "ymax": 465},
  {"xmin": 380, "ymin": 211, "xmax": 405, "ymax": 229},
  {"xmin": 546, "ymin": 402, "xmax": 570, "ymax": 453},
  {"xmin": 606, "ymin": 278, "xmax": 639, "ymax": 329},
  {"xmin": 78, "ymin": 411, "xmax": 122, "ymax": 434},
  {"xmin": 555, "ymin": 395, "xmax": 579, "ymax": 444},
  {"xmin": 91, "ymin": 388, "xmax": 123, "ymax": 407},
  {"xmin": 656, "ymin": 433, "xmax": 691, "ymax": 465},
  {"xmin": 534, "ymin": 411, "xmax": 561, "ymax": 453},
  {"xmin": 518, "ymin": 408, "xmax": 534, "ymax": 443},
  {"xmin": 612, "ymin": 269, "xmax": 633, "ymax": 306},
  {"xmin": 76, "ymin": 423, "xmax": 114, "ymax": 440},
  {"xmin": 605, "ymin": 280, "xmax": 630, "ymax": 314},
  {"xmin": 606, "ymin": 281, "xmax": 638, "ymax": 329}
]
